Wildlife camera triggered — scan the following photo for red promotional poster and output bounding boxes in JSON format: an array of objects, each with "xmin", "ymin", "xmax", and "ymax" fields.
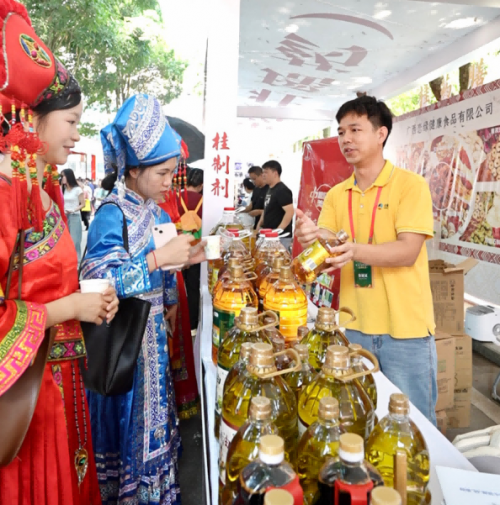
[{"xmin": 294, "ymin": 137, "xmax": 353, "ymax": 310}]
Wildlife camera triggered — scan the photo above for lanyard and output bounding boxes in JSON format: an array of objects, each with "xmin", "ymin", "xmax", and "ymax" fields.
[{"xmin": 348, "ymin": 186, "xmax": 383, "ymax": 244}]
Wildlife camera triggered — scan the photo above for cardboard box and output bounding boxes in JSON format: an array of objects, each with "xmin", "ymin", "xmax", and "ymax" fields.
[
  {"xmin": 446, "ymin": 387, "xmax": 472, "ymax": 428},
  {"xmin": 436, "ymin": 409, "xmax": 448, "ymax": 436},
  {"xmin": 454, "ymin": 334, "xmax": 473, "ymax": 389},
  {"xmin": 435, "ymin": 337, "xmax": 456, "ymax": 411},
  {"xmin": 429, "ymin": 259, "xmax": 477, "ymax": 334}
]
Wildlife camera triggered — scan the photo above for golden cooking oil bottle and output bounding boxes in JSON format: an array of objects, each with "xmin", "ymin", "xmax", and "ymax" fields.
[
  {"xmin": 212, "ymin": 263, "xmax": 258, "ymax": 365},
  {"xmin": 291, "ymin": 230, "xmax": 349, "ymax": 285},
  {"xmin": 264, "ymin": 489, "xmax": 294, "ymax": 505},
  {"xmin": 215, "ymin": 308, "xmax": 276, "ymax": 437},
  {"xmin": 349, "ymin": 343, "xmax": 378, "ymax": 409},
  {"xmin": 301, "ymin": 307, "xmax": 352, "ymax": 371},
  {"xmin": 220, "ymin": 343, "xmax": 301, "ymax": 473},
  {"xmin": 213, "ymin": 257, "xmax": 256, "ymax": 298},
  {"xmin": 312, "ymin": 433, "xmax": 384, "ymax": 505},
  {"xmin": 257, "ymin": 256, "xmax": 288, "ymax": 311},
  {"xmin": 365, "ymin": 394, "xmax": 430, "ymax": 505},
  {"xmin": 233, "ymin": 435, "xmax": 303, "ymax": 505},
  {"xmin": 254, "ymin": 231, "xmax": 290, "ymax": 268},
  {"xmin": 298, "ymin": 345, "xmax": 378, "ymax": 441},
  {"xmin": 297, "ymin": 397, "xmax": 341, "ymax": 505},
  {"xmin": 371, "ymin": 487, "xmax": 403, "ymax": 505},
  {"xmin": 263, "ymin": 266, "xmax": 308, "ymax": 346},
  {"xmin": 220, "ymin": 396, "xmax": 279, "ymax": 505},
  {"xmin": 285, "ymin": 344, "xmax": 317, "ymax": 402}
]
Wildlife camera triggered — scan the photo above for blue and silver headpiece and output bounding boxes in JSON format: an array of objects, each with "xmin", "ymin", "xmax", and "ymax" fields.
[{"xmin": 101, "ymin": 93, "xmax": 182, "ymax": 178}]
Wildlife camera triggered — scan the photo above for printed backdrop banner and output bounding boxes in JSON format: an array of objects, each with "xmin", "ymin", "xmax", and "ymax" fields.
[
  {"xmin": 294, "ymin": 137, "xmax": 353, "ymax": 310},
  {"xmin": 387, "ymin": 80, "xmax": 500, "ymax": 266}
]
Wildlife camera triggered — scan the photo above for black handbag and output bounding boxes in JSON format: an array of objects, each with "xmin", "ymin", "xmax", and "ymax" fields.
[{"xmin": 79, "ymin": 202, "xmax": 151, "ymax": 396}]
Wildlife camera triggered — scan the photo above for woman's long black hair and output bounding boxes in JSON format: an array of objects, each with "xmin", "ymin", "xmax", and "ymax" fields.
[{"xmin": 61, "ymin": 168, "xmax": 79, "ymax": 191}]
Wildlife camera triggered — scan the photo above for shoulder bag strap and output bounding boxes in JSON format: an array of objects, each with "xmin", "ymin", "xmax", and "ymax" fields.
[
  {"xmin": 194, "ymin": 196, "xmax": 203, "ymax": 213},
  {"xmin": 180, "ymin": 195, "xmax": 189, "ymax": 214},
  {"xmin": 79, "ymin": 202, "xmax": 129, "ymax": 279}
]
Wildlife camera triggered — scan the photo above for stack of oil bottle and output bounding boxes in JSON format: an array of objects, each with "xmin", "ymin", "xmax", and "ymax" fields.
[{"xmin": 207, "ymin": 209, "xmax": 431, "ymax": 505}]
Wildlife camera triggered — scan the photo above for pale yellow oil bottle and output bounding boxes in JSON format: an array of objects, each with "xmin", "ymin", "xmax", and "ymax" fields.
[
  {"xmin": 285, "ymin": 344, "xmax": 317, "ymax": 403},
  {"xmin": 349, "ymin": 343, "xmax": 378, "ymax": 409}
]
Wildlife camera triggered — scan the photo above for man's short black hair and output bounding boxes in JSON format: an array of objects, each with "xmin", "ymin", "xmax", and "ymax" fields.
[
  {"xmin": 262, "ymin": 160, "xmax": 282, "ymax": 176},
  {"xmin": 248, "ymin": 166, "xmax": 262, "ymax": 176},
  {"xmin": 243, "ymin": 178, "xmax": 255, "ymax": 191},
  {"xmin": 336, "ymin": 95, "xmax": 393, "ymax": 147}
]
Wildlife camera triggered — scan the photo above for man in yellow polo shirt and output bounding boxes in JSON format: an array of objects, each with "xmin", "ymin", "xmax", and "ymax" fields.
[{"xmin": 296, "ymin": 95, "xmax": 437, "ymax": 424}]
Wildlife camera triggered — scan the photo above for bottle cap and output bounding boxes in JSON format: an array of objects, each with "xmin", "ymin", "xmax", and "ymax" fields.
[
  {"xmin": 297, "ymin": 326, "xmax": 310, "ymax": 339},
  {"xmin": 389, "ymin": 393, "xmax": 410, "ymax": 416},
  {"xmin": 336, "ymin": 230, "xmax": 349, "ymax": 243},
  {"xmin": 324, "ymin": 345, "xmax": 350, "ymax": 370},
  {"xmin": 348, "ymin": 343, "xmax": 362, "ymax": 361},
  {"xmin": 371, "ymin": 487, "xmax": 402, "ymax": 505},
  {"xmin": 318, "ymin": 396, "xmax": 339, "ymax": 421},
  {"xmin": 267, "ymin": 232, "xmax": 279, "ymax": 238},
  {"xmin": 239, "ymin": 306, "xmax": 259, "ymax": 326},
  {"xmin": 279, "ymin": 265, "xmax": 294, "ymax": 282},
  {"xmin": 224, "ymin": 207, "xmax": 236, "ymax": 211},
  {"xmin": 249, "ymin": 396, "xmax": 272, "ymax": 421},
  {"xmin": 259, "ymin": 434, "xmax": 284, "ymax": 456},
  {"xmin": 272, "ymin": 256, "xmax": 286, "ymax": 271},
  {"xmin": 264, "ymin": 489, "xmax": 294, "ymax": 505},
  {"xmin": 316, "ymin": 307, "xmax": 337, "ymax": 329},
  {"xmin": 229, "ymin": 264, "xmax": 245, "ymax": 279},
  {"xmin": 227, "ymin": 258, "xmax": 240, "ymax": 268},
  {"xmin": 293, "ymin": 344, "xmax": 309, "ymax": 362},
  {"xmin": 240, "ymin": 342, "xmax": 254, "ymax": 360},
  {"xmin": 249, "ymin": 343, "xmax": 275, "ymax": 369},
  {"xmin": 228, "ymin": 230, "xmax": 240, "ymax": 237},
  {"xmin": 260, "ymin": 228, "xmax": 272, "ymax": 235},
  {"xmin": 339, "ymin": 433, "xmax": 364, "ymax": 463},
  {"xmin": 269, "ymin": 332, "xmax": 286, "ymax": 352}
]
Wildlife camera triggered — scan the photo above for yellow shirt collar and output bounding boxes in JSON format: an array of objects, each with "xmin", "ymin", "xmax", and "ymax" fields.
[{"xmin": 345, "ymin": 160, "xmax": 394, "ymax": 192}]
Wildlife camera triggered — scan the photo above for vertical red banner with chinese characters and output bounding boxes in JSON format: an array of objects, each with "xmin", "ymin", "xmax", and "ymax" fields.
[{"xmin": 294, "ymin": 137, "xmax": 353, "ymax": 310}]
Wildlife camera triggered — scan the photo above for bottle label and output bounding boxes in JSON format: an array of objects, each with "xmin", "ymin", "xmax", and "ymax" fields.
[
  {"xmin": 297, "ymin": 241, "xmax": 330, "ymax": 273},
  {"xmin": 215, "ymin": 365, "xmax": 230, "ymax": 416},
  {"xmin": 298, "ymin": 417, "xmax": 309, "ymax": 439},
  {"xmin": 210, "ymin": 267, "xmax": 220, "ymax": 292},
  {"xmin": 219, "ymin": 417, "xmax": 239, "ymax": 485},
  {"xmin": 212, "ymin": 308, "xmax": 235, "ymax": 363}
]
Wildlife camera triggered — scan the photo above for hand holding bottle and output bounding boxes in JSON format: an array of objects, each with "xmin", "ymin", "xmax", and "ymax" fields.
[{"xmin": 295, "ymin": 209, "xmax": 321, "ymax": 247}]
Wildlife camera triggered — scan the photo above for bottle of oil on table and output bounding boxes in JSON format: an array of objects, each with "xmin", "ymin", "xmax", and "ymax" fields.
[{"xmin": 285, "ymin": 344, "xmax": 317, "ymax": 403}]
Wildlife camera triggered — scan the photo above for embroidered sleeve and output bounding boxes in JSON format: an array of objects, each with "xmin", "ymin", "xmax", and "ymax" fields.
[
  {"xmin": 80, "ymin": 204, "xmax": 152, "ymax": 298},
  {"xmin": 0, "ymin": 297, "xmax": 48, "ymax": 396}
]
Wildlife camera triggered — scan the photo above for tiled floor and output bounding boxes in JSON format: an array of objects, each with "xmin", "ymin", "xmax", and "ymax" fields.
[{"xmin": 446, "ymin": 352, "xmax": 500, "ymax": 443}]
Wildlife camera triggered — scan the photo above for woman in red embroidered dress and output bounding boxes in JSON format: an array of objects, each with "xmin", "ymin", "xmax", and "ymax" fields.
[{"xmin": 0, "ymin": 3, "xmax": 119, "ymax": 504}]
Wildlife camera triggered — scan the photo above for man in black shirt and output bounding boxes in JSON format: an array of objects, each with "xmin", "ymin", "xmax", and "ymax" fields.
[
  {"xmin": 241, "ymin": 166, "xmax": 268, "ymax": 229},
  {"xmin": 257, "ymin": 160, "xmax": 294, "ymax": 248}
]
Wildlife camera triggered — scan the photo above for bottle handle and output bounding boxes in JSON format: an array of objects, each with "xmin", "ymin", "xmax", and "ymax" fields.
[
  {"xmin": 257, "ymin": 310, "xmax": 279, "ymax": 331},
  {"xmin": 333, "ymin": 348, "xmax": 379, "ymax": 382},
  {"xmin": 244, "ymin": 271, "xmax": 258, "ymax": 281},
  {"xmin": 336, "ymin": 306, "xmax": 356, "ymax": 326},
  {"xmin": 257, "ymin": 348, "xmax": 302, "ymax": 379}
]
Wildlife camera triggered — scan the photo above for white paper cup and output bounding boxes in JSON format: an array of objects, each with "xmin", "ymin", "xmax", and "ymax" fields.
[
  {"xmin": 80, "ymin": 279, "xmax": 111, "ymax": 294},
  {"xmin": 204, "ymin": 235, "xmax": 221, "ymax": 260}
]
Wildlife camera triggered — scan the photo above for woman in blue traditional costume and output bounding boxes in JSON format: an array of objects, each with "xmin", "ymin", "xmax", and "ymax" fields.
[{"xmin": 80, "ymin": 93, "xmax": 206, "ymax": 505}]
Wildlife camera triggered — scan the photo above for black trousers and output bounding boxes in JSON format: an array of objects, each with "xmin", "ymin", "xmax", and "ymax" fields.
[
  {"xmin": 183, "ymin": 263, "xmax": 201, "ymax": 331},
  {"xmin": 81, "ymin": 211, "xmax": 90, "ymax": 230}
]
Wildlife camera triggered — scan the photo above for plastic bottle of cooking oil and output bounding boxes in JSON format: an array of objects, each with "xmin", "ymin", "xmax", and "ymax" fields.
[
  {"xmin": 365, "ymin": 394, "xmax": 430, "ymax": 505},
  {"xmin": 220, "ymin": 396, "xmax": 279, "ymax": 505},
  {"xmin": 257, "ymin": 256, "xmax": 289, "ymax": 311},
  {"xmin": 297, "ymin": 397, "xmax": 342, "ymax": 505},
  {"xmin": 371, "ymin": 487, "xmax": 403, "ymax": 505},
  {"xmin": 215, "ymin": 308, "xmax": 275, "ymax": 437},
  {"xmin": 212, "ymin": 263, "xmax": 258, "ymax": 365},
  {"xmin": 220, "ymin": 343, "xmax": 301, "ymax": 473},
  {"xmin": 291, "ymin": 230, "xmax": 349, "ymax": 285},
  {"xmin": 233, "ymin": 435, "xmax": 303, "ymax": 505},
  {"xmin": 298, "ymin": 345, "xmax": 378, "ymax": 441},
  {"xmin": 285, "ymin": 344, "xmax": 317, "ymax": 402},
  {"xmin": 263, "ymin": 266, "xmax": 308, "ymax": 346},
  {"xmin": 214, "ymin": 257, "xmax": 256, "ymax": 298},
  {"xmin": 312, "ymin": 433, "xmax": 384, "ymax": 505},
  {"xmin": 253, "ymin": 229, "xmax": 273, "ymax": 255},
  {"xmin": 254, "ymin": 231, "xmax": 290, "ymax": 267},
  {"xmin": 301, "ymin": 307, "xmax": 352, "ymax": 371},
  {"xmin": 349, "ymin": 343, "xmax": 378, "ymax": 409}
]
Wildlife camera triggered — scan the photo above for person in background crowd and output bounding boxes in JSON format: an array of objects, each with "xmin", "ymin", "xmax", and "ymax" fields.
[
  {"xmin": 81, "ymin": 93, "xmax": 206, "ymax": 504},
  {"xmin": 94, "ymin": 179, "xmax": 108, "ymax": 208},
  {"xmin": 80, "ymin": 179, "xmax": 92, "ymax": 230},
  {"xmin": 86, "ymin": 177, "xmax": 96, "ymax": 212},
  {"xmin": 61, "ymin": 168, "xmax": 84, "ymax": 262},
  {"xmin": 242, "ymin": 165, "xmax": 268, "ymax": 229},
  {"xmin": 0, "ymin": 3, "xmax": 119, "ymax": 503},
  {"xmin": 257, "ymin": 160, "xmax": 294, "ymax": 249},
  {"xmin": 240, "ymin": 177, "xmax": 255, "ymax": 207},
  {"xmin": 295, "ymin": 95, "xmax": 438, "ymax": 424}
]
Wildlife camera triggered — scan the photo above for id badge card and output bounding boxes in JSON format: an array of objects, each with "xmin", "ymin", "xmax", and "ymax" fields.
[{"xmin": 353, "ymin": 261, "xmax": 373, "ymax": 288}]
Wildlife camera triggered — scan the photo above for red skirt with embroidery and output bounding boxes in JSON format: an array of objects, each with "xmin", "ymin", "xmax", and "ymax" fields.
[{"xmin": 0, "ymin": 360, "xmax": 102, "ymax": 505}]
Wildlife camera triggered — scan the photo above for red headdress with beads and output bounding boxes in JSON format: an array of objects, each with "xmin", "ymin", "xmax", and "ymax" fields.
[{"xmin": 0, "ymin": 0, "xmax": 75, "ymax": 230}]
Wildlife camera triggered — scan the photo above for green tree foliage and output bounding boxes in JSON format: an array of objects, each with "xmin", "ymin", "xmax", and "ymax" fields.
[{"xmin": 24, "ymin": 0, "xmax": 187, "ymax": 114}]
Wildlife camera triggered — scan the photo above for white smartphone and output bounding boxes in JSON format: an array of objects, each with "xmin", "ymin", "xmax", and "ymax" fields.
[{"xmin": 152, "ymin": 223, "xmax": 183, "ymax": 271}]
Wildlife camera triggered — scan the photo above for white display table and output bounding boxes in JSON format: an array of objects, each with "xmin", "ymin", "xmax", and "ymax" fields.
[{"xmin": 197, "ymin": 287, "xmax": 477, "ymax": 505}]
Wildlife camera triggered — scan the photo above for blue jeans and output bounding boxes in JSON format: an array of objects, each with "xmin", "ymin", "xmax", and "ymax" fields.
[
  {"xmin": 345, "ymin": 329, "xmax": 438, "ymax": 426},
  {"xmin": 67, "ymin": 212, "xmax": 82, "ymax": 263}
]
